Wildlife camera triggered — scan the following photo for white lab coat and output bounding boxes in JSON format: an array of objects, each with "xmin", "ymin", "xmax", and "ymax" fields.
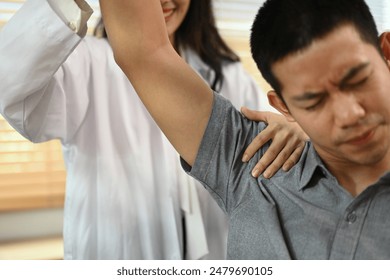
[{"xmin": 0, "ymin": 0, "xmax": 271, "ymax": 259}]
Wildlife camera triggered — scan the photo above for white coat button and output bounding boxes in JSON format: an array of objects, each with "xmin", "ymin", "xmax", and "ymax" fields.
[{"xmin": 69, "ymin": 22, "xmax": 77, "ymax": 31}]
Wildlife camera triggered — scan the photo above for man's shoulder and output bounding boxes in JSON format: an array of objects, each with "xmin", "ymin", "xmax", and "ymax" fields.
[{"xmin": 266, "ymin": 141, "xmax": 327, "ymax": 190}]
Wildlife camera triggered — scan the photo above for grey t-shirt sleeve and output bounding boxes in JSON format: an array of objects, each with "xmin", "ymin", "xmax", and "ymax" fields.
[{"xmin": 181, "ymin": 92, "xmax": 268, "ymax": 214}]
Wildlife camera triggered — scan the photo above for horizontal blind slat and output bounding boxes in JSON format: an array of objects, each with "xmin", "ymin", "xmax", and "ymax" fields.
[{"xmin": 0, "ymin": 117, "xmax": 66, "ymax": 212}]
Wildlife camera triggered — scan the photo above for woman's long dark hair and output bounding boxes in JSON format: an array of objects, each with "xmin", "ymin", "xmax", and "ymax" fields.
[{"xmin": 94, "ymin": 0, "xmax": 240, "ymax": 91}]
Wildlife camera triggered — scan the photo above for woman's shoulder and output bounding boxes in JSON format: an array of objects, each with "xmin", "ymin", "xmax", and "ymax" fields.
[
  {"xmin": 68, "ymin": 36, "xmax": 114, "ymax": 66},
  {"xmin": 83, "ymin": 36, "xmax": 111, "ymax": 53},
  {"xmin": 221, "ymin": 59, "xmax": 247, "ymax": 74}
]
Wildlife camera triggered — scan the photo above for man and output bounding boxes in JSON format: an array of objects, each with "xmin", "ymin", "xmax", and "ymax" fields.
[{"xmin": 99, "ymin": 0, "xmax": 390, "ymax": 259}]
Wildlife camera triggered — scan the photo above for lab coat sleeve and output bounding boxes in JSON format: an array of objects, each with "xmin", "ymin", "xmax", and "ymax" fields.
[{"xmin": 0, "ymin": 0, "xmax": 91, "ymax": 144}]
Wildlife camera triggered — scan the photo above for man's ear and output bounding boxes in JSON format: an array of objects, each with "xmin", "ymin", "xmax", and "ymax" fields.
[
  {"xmin": 267, "ymin": 90, "xmax": 295, "ymax": 122},
  {"xmin": 379, "ymin": 32, "xmax": 390, "ymax": 68}
]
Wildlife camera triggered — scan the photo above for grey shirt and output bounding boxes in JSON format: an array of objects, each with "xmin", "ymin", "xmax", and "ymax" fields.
[{"xmin": 182, "ymin": 92, "xmax": 390, "ymax": 259}]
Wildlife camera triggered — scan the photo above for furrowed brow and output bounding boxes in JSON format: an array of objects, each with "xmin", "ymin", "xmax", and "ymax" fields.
[
  {"xmin": 290, "ymin": 63, "xmax": 369, "ymax": 102},
  {"xmin": 339, "ymin": 62, "xmax": 370, "ymax": 89},
  {"xmin": 292, "ymin": 91, "xmax": 326, "ymax": 102}
]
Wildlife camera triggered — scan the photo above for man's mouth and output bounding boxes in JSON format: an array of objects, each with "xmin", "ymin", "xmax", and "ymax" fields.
[{"xmin": 344, "ymin": 128, "xmax": 376, "ymax": 146}]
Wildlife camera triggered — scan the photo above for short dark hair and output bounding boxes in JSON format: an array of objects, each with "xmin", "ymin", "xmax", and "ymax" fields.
[{"xmin": 250, "ymin": 0, "xmax": 380, "ymax": 97}]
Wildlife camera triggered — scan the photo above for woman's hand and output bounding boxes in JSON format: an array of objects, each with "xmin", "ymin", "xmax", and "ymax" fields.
[{"xmin": 241, "ymin": 107, "xmax": 309, "ymax": 178}]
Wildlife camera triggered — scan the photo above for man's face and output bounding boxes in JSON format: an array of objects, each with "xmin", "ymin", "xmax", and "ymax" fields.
[{"xmin": 272, "ymin": 25, "xmax": 390, "ymax": 167}]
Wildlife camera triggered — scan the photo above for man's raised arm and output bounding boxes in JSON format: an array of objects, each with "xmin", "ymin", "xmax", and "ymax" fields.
[{"xmin": 99, "ymin": 0, "xmax": 213, "ymax": 166}]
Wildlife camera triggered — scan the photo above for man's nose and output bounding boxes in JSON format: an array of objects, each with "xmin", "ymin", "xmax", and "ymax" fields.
[{"xmin": 333, "ymin": 93, "xmax": 366, "ymax": 128}]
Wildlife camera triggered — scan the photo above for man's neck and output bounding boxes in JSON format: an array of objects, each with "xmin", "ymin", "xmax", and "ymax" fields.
[
  {"xmin": 334, "ymin": 166, "xmax": 388, "ymax": 197},
  {"xmin": 320, "ymin": 151, "xmax": 390, "ymax": 197}
]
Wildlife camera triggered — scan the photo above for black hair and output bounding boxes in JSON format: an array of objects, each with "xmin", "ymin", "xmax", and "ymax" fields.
[{"xmin": 250, "ymin": 0, "xmax": 380, "ymax": 97}]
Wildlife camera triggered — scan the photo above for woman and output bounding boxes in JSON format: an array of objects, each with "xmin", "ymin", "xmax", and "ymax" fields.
[{"xmin": 0, "ymin": 0, "xmax": 305, "ymax": 259}]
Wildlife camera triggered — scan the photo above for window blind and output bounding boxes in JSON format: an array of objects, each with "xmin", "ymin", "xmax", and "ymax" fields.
[
  {"xmin": 213, "ymin": 0, "xmax": 270, "ymax": 90},
  {"xmin": 0, "ymin": 0, "xmax": 69, "ymax": 211},
  {"xmin": 0, "ymin": 118, "xmax": 66, "ymax": 211},
  {"xmin": 214, "ymin": 0, "xmax": 264, "ymax": 37}
]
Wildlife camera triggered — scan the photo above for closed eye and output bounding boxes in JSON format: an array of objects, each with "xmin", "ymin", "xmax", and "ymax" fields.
[
  {"xmin": 305, "ymin": 97, "xmax": 325, "ymax": 111},
  {"xmin": 340, "ymin": 76, "xmax": 369, "ymax": 91}
]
